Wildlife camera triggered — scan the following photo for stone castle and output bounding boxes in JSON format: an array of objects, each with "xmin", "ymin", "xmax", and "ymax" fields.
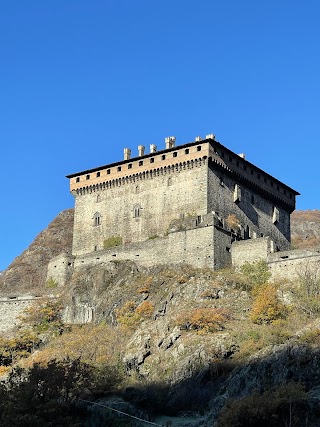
[{"xmin": 45, "ymin": 133, "xmax": 320, "ymax": 287}]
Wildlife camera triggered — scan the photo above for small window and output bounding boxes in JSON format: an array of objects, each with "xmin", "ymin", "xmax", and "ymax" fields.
[
  {"xmin": 161, "ymin": 155, "xmax": 166, "ymax": 160},
  {"xmin": 107, "ymin": 169, "xmax": 111, "ymax": 175},
  {"xmin": 93, "ymin": 212, "xmax": 101, "ymax": 226},
  {"xmin": 76, "ymin": 177, "xmax": 80, "ymax": 183},
  {"xmin": 229, "ymin": 156, "xmax": 232, "ymax": 162},
  {"xmin": 173, "ymin": 152, "xmax": 177, "ymax": 158},
  {"xmin": 233, "ymin": 184, "xmax": 241, "ymax": 202},
  {"xmin": 277, "ymin": 185, "xmax": 280, "ymax": 191},
  {"xmin": 96, "ymin": 195, "xmax": 101, "ymax": 203},
  {"xmin": 264, "ymin": 177, "xmax": 267, "ymax": 183},
  {"xmin": 251, "ymin": 195, "xmax": 255, "ymax": 204},
  {"xmin": 185, "ymin": 149, "xmax": 189, "ymax": 155},
  {"xmin": 168, "ymin": 177, "xmax": 172, "ymax": 186},
  {"xmin": 139, "ymin": 160, "xmax": 143, "ymax": 166},
  {"xmin": 243, "ymin": 165, "xmax": 246, "ymax": 171},
  {"xmin": 117, "ymin": 166, "xmax": 121, "ymax": 172},
  {"xmin": 257, "ymin": 173, "xmax": 260, "ymax": 179},
  {"xmin": 251, "ymin": 169, "xmax": 254, "ymax": 175},
  {"xmin": 133, "ymin": 205, "xmax": 141, "ymax": 218},
  {"xmin": 290, "ymin": 193, "xmax": 292, "ymax": 199},
  {"xmin": 284, "ymin": 189, "xmax": 286, "ymax": 195},
  {"xmin": 271, "ymin": 182, "xmax": 274, "ymax": 187},
  {"xmin": 221, "ymin": 152, "xmax": 225, "ymax": 158},
  {"xmin": 197, "ymin": 146, "xmax": 202, "ymax": 152},
  {"xmin": 273, "ymin": 206, "xmax": 280, "ymax": 224},
  {"xmin": 236, "ymin": 161, "xmax": 239, "ymax": 167},
  {"xmin": 128, "ymin": 164, "xmax": 132, "ymax": 169},
  {"xmin": 86, "ymin": 174, "xmax": 90, "ymax": 180},
  {"xmin": 96, "ymin": 172, "xmax": 100, "ymax": 177},
  {"xmin": 150, "ymin": 158, "xmax": 155, "ymax": 163}
]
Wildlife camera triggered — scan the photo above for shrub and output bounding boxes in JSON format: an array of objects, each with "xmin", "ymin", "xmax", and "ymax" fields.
[
  {"xmin": 292, "ymin": 264, "xmax": 320, "ymax": 317},
  {"xmin": 240, "ymin": 260, "xmax": 271, "ymax": 289},
  {"xmin": 135, "ymin": 301, "xmax": 154, "ymax": 318},
  {"xmin": 249, "ymin": 284, "xmax": 287, "ymax": 324},
  {"xmin": 217, "ymin": 383, "xmax": 308, "ymax": 427},
  {"xmin": 46, "ymin": 277, "xmax": 58, "ymax": 288},
  {"xmin": 103, "ymin": 236, "xmax": 123, "ymax": 249},
  {"xmin": 116, "ymin": 300, "xmax": 154, "ymax": 327},
  {"xmin": 176, "ymin": 308, "xmax": 231, "ymax": 333}
]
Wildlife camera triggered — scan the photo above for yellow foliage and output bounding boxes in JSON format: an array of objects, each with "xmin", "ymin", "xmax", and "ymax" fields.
[
  {"xmin": 176, "ymin": 308, "xmax": 231, "ymax": 333},
  {"xmin": 249, "ymin": 284, "xmax": 287, "ymax": 324},
  {"xmin": 135, "ymin": 301, "xmax": 154, "ymax": 318},
  {"xmin": 116, "ymin": 300, "xmax": 154, "ymax": 327}
]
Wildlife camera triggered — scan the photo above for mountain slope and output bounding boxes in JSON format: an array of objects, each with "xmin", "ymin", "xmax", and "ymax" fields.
[{"xmin": 0, "ymin": 209, "xmax": 74, "ymax": 294}]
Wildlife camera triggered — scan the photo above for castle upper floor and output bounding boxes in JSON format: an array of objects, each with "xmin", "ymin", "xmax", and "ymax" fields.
[{"xmin": 66, "ymin": 134, "xmax": 299, "ymax": 212}]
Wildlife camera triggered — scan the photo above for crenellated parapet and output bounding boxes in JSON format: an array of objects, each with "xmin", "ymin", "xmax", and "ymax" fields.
[{"xmin": 72, "ymin": 156, "xmax": 208, "ymax": 196}]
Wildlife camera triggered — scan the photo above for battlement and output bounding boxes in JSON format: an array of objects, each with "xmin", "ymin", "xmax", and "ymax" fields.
[{"xmin": 66, "ymin": 133, "xmax": 299, "ymax": 267}]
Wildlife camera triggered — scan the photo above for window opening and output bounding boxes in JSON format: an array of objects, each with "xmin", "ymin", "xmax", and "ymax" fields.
[
  {"xmin": 93, "ymin": 212, "xmax": 101, "ymax": 226},
  {"xmin": 76, "ymin": 177, "xmax": 80, "ymax": 183},
  {"xmin": 139, "ymin": 160, "xmax": 143, "ymax": 166},
  {"xmin": 117, "ymin": 166, "xmax": 121, "ymax": 172},
  {"xmin": 96, "ymin": 172, "xmax": 100, "ymax": 177},
  {"xmin": 128, "ymin": 164, "xmax": 132, "ymax": 169},
  {"xmin": 197, "ymin": 146, "xmax": 201, "ymax": 151},
  {"xmin": 173, "ymin": 152, "xmax": 177, "ymax": 158},
  {"xmin": 150, "ymin": 158, "xmax": 155, "ymax": 163},
  {"xmin": 133, "ymin": 205, "xmax": 141, "ymax": 218},
  {"xmin": 185, "ymin": 149, "xmax": 189, "ymax": 154},
  {"xmin": 86, "ymin": 174, "xmax": 90, "ymax": 180}
]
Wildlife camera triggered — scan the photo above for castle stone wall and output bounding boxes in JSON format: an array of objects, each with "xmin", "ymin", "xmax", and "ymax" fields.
[
  {"xmin": 46, "ymin": 253, "xmax": 75, "ymax": 287},
  {"xmin": 268, "ymin": 249, "xmax": 320, "ymax": 280},
  {"xmin": 73, "ymin": 226, "xmax": 216, "ymax": 270},
  {"xmin": 231, "ymin": 237, "xmax": 271, "ymax": 267},
  {"xmin": 208, "ymin": 164, "xmax": 290, "ymax": 251},
  {"xmin": 72, "ymin": 159, "xmax": 208, "ymax": 256}
]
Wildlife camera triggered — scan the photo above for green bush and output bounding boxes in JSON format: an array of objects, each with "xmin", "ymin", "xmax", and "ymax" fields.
[
  {"xmin": 240, "ymin": 260, "xmax": 271, "ymax": 291},
  {"xmin": 103, "ymin": 236, "xmax": 123, "ymax": 249}
]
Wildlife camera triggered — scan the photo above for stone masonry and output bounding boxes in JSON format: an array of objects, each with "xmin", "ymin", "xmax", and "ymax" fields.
[{"xmin": 47, "ymin": 134, "xmax": 300, "ymax": 286}]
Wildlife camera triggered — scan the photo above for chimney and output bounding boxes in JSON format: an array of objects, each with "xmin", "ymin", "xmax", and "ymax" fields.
[
  {"xmin": 150, "ymin": 144, "xmax": 157, "ymax": 154},
  {"xmin": 238, "ymin": 153, "xmax": 246, "ymax": 159},
  {"xmin": 195, "ymin": 136, "xmax": 202, "ymax": 142},
  {"xmin": 165, "ymin": 136, "xmax": 176, "ymax": 149},
  {"xmin": 138, "ymin": 145, "xmax": 145, "ymax": 157},
  {"xmin": 124, "ymin": 148, "xmax": 131, "ymax": 160},
  {"xmin": 206, "ymin": 133, "xmax": 216, "ymax": 140}
]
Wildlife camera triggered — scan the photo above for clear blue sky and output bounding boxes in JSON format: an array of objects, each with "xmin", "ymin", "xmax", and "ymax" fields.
[{"xmin": 1, "ymin": 1, "xmax": 320, "ymax": 271}]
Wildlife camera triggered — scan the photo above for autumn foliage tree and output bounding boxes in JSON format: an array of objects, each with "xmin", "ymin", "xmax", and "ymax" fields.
[
  {"xmin": 249, "ymin": 284, "xmax": 287, "ymax": 324},
  {"xmin": 176, "ymin": 308, "xmax": 231, "ymax": 333}
]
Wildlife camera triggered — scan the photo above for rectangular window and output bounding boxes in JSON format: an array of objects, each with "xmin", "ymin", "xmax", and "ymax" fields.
[
  {"xmin": 139, "ymin": 160, "xmax": 143, "ymax": 166},
  {"xmin": 150, "ymin": 158, "xmax": 155, "ymax": 163},
  {"xmin": 76, "ymin": 177, "xmax": 80, "ymax": 183},
  {"xmin": 173, "ymin": 152, "xmax": 177, "ymax": 157},
  {"xmin": 273, "ymin": 206, "xmax": 280, "ymax": 224},
  {"xmin": 86, "ymin": 174, "xmax": 90, "ymax": 180},
  {"xmin": 107, "ymin": 169, "xmax": 111, "ymax": 175},
  {"xmin": 197, "ymin": 146, "xmax": 202, "ymax": 151},
  {"xmin": 128, "ymin": 164, "xmax": 132, "ymax": 169},
  {"xmin": 243, "ymin": 165, "xmax": 246, "ymax": 171},
  {"xmin": 96, "ymin": 172, "xmax": 100, "ymax": 177},
  {"xmin": 185, "ymin": 149, "xmax": 189, "ymax": 154},
  {"xmin": 236, "ymin": 161, "xmax": 239, "ymax": 167},
  {"xmin": 117, "ymin": 166, "xmax": 121, "ymax": 172},
  {"xmin": 233, "ymin": 184, "xmax": 241, "ymax": 202},
  {"xmin": 229, "ymin": 156, "xmax": 232, "ymax": 162},
  {"xmin": 161, "ymin": 155, "xmax": 166, "ymax": 160}
]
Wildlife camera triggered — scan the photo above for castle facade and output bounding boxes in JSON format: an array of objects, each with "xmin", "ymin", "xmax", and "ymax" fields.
[{"xmin": 46, "ymin": 134, "xmax": 300, "ymax": 286}]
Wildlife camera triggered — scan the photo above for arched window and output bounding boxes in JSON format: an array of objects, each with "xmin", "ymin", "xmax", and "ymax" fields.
[
  {"xmin": 93, "ymin": 212, "xmax": 101, "ymax": 226},
  {"xmin": 133, "ymin": 205, "xmax": 141, "ymax": 218}
]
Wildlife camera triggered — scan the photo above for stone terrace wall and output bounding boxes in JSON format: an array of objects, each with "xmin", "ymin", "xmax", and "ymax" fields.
[
  {"xmin": 268, "ymin": 248, "xmax": 320, "ymax": 280},
  {"xmin": 73, "ymin": 226, "xmax": 215, "ymax": 271},
  {"xmin": 231, "ymin": 238, "xmax": 272, "ymax": 267}
]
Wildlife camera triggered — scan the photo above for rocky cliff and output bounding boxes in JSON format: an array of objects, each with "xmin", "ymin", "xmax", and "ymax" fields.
[{"xmin": 0, "ymin": 209, "xmax": 73, "ymax": 294}]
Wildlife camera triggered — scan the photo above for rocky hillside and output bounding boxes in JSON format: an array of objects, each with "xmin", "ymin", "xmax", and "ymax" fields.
[
  {"xmin": 291, "ymin": 210, "xmax": 320, "ymax": 249},
  {"xmin": 0, "ymin": 209, "xmax": 74, "ymax": 294},
  {"xmin": 0, "ymin": 209, "xmax": 319, "ymax": 425}
]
